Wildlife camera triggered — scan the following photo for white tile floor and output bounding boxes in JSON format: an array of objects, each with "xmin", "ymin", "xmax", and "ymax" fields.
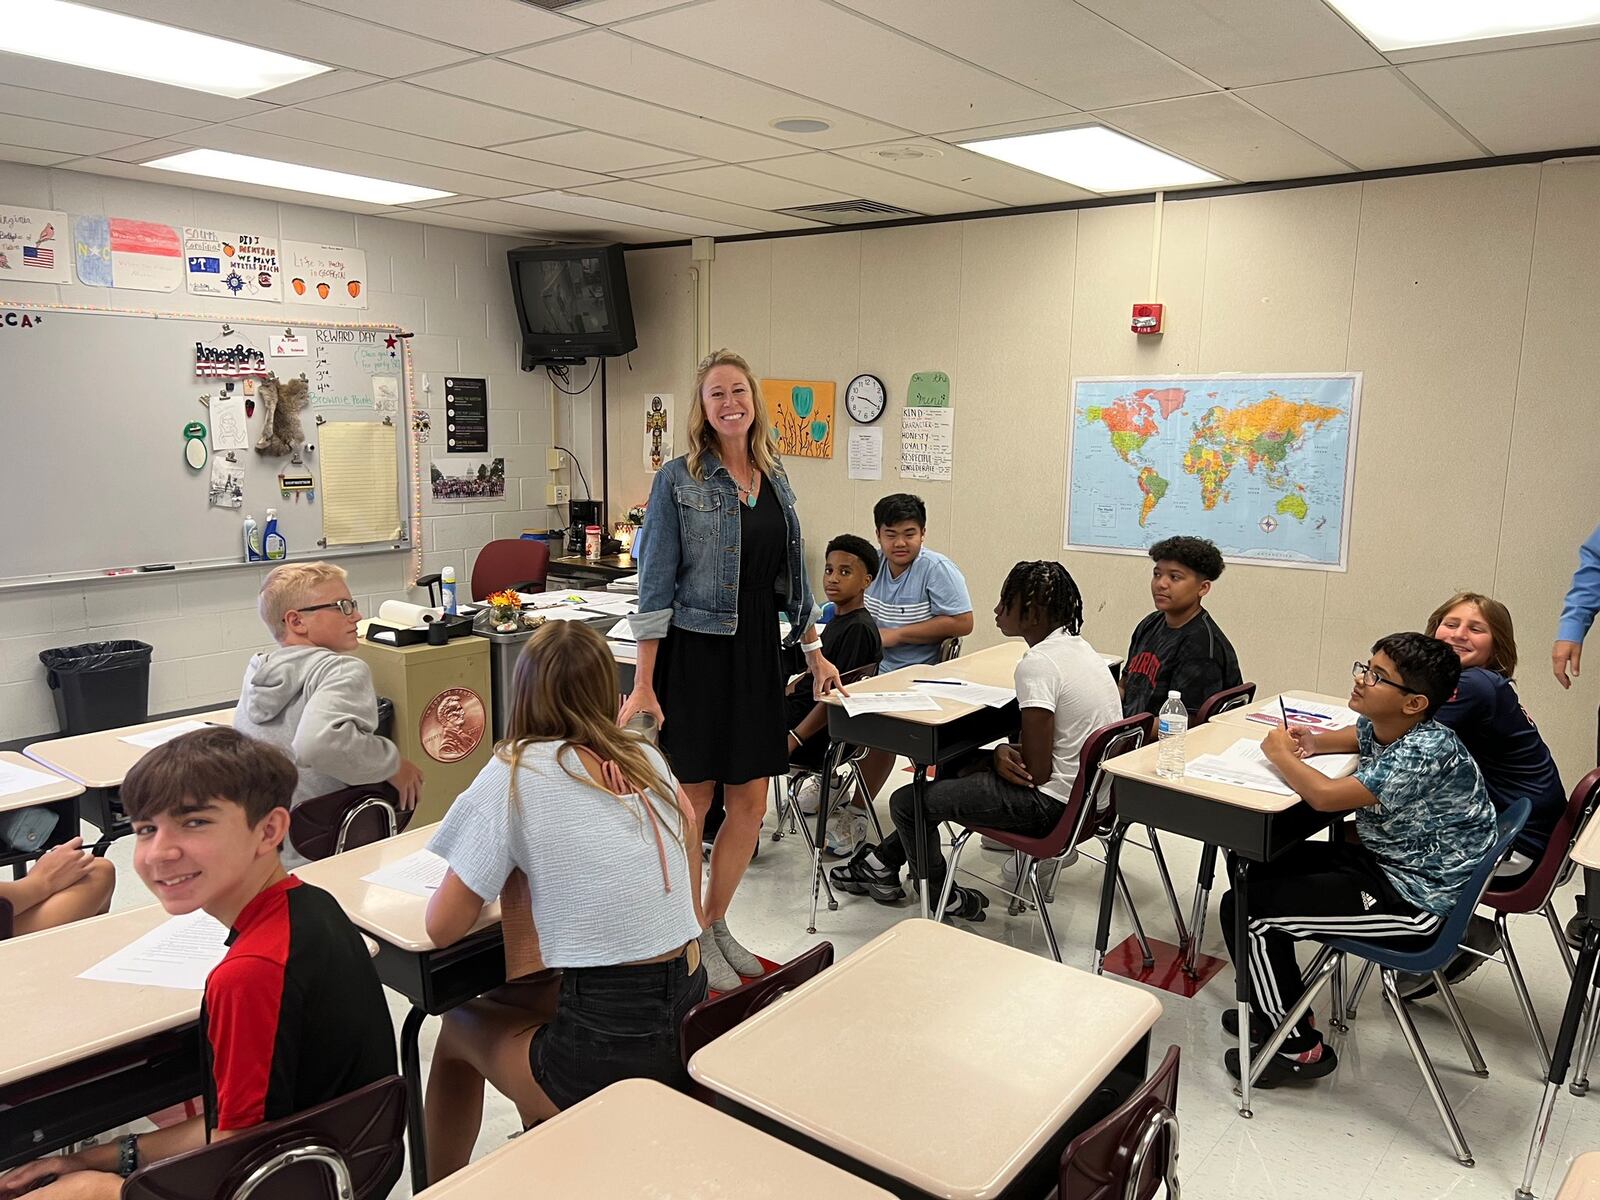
[{"xmin": 96, "ymin": 779, "xmax": 1598, "ymax": 1199}]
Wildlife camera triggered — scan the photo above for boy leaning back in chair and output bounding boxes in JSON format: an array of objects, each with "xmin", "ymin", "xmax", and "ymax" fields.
[{"xmin": 0, "ymin": 728, "xmax": 396, "ymax": 1199}]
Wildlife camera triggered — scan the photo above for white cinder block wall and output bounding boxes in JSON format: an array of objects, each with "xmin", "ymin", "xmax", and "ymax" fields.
[{"xmin": 0, "ymin": 162, "xmax": 595, "ymax": 743}]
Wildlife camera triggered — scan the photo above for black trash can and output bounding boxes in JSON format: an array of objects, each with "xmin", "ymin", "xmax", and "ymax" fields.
[{"xmin": 39, "ymin": 640, "xmax": 154, "ymax": 736}]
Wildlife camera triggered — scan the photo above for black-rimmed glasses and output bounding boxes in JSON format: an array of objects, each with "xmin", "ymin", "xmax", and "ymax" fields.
[
  {"xmin": 1351, "ymin": 660, "xmax": 1419, "ymax": 694},
  {"xmin": 297, "ymin": 598, "xmax": 359, "ymax": 617}
]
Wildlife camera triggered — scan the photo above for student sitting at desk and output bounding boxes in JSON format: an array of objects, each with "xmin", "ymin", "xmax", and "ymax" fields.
[
  {"xmin": 423, "ymin": 621, "xmax": 706, "ymax": 1183},
  {"xmin": 1223, "ymin": 634, "xmax": 1495, "ymax": 1086},
  {"xmin": 0, "ymin": 837, "xmax": 114, "ymax": 937},
  {"xmin": 0, "ymin": 728, "xmax": 397, "ymax": 1199},
  {"xmin": 1120, "ymin": 536, "xmax": 1242, "ymax": 719},
  {"xmin": 234, "ymin": 562, "xmax": 424, "ymax": 867},
  {"xmin": 831, "ymin": 562, "xmax": 1121, "ymax": 919}
]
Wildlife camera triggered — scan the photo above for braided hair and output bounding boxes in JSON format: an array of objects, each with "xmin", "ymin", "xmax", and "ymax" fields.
[{"xmin": 999, "ymin": 561, "xmax": 1084, "ymax": 636}]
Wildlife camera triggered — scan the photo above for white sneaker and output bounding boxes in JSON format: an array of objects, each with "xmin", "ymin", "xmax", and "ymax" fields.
[
  {"xmin": 796, "ymin": 774, "xmax": 822, "ymax": 816},
  {"xmin": 825, "ymin": 806, "xmax": 865, "ymax": 857}
]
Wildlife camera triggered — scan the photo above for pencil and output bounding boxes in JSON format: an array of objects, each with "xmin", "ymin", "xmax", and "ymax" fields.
[{"xmin": 1279, "ymin": 697, "xmax": 1289, "ymax": 729}]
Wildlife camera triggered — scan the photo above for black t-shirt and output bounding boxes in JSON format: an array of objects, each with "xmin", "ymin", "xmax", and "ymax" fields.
[
  {"xmin": 1122, "ymin": 608, "xmax": 1242, "ymax": 719},
  {"xmin": 1436, "ymin": 667, "xmax": 1566, "ymax": 856},
  {"xmin": 785, "ymin": 607, "xmax": 882, "ymax": 753}
]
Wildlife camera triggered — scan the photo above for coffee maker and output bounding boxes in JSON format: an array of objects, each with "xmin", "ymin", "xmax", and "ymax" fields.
[{"xmin": 566, "ymin": 499, "xmax": 603, "ymax": 556}]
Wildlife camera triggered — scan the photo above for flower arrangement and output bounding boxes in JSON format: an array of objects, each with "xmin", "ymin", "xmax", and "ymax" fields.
[{"xmin": 486, "ymin": 589, "xmax": 525, "ymax": 632}]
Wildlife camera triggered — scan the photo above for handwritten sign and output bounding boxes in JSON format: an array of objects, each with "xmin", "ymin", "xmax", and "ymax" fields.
[
  {"xmin": 284, "ymin": 242, "xmax": 368, "ymax": 308},
  {"xmin": 907, "ymin": 370, "xmax": 950, "ymax": 408},
  {"xmin": 0, "ymin": 205, "xmax": 71, "ymax": 285},
  {"xmin": 183, "ymin": 227, "xmax": 280, "ymax": 301},
  {"xmin": 899, "ymin": 407, "xmax": 954, "ymax": 481}
]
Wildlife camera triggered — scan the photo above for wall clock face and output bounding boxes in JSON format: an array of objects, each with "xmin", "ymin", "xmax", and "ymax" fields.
[{"xmin": 845, "ymin": 373, "xmax": 887, "ymax": 423}]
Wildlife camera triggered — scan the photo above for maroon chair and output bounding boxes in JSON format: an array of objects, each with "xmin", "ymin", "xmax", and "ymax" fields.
[
  {"xmin": 1059, "ymin": 1045, "xmax": 1181, "ymax": 1200},
  {"xmin": 679, "ymin": 943, "xmax": 834, "ymax": 1098},
  {"xmin": 471, "ymin": 538, "xmax": 550, "ymax": 601},
  {"xmin": 936, "ymin": 714, "xmax": 1186, "ymax": 967},
  {"xmin": 122, "ymin": 1075, "xmax": 406, "ymax": 1200},
  {"xmin": 289, "ymin": 782, "xmax": 412, "ymax": 862},
  {"xmin": 1194, "ymin": 681, "xmax": 1257, "ymax": 725}
]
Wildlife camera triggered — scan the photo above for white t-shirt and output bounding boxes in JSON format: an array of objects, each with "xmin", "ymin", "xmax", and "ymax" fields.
[
  {"xmin": 1013, "ymin": 628, "xmax": 1124, "ymax": 804},
  {"xmin": 428, "ymin": 740, "xmax": 702, "ymax": 968}
]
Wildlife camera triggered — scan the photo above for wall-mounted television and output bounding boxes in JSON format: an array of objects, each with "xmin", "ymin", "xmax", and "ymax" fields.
[{"xmin": 507, "ymin": 243, "xmax": 637, "ymax": 368}]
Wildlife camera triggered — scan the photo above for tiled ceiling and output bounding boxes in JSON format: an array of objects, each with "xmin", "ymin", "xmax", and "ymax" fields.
[{"xmin": 1, "ymin": 0, "xmax": 1597, "ymax": 244}]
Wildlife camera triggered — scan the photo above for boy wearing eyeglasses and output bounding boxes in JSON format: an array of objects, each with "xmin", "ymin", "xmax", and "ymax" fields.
[
  {"xmin": 1218, "ymin": 633, "xmax": 1495, "ymax": 1086},
  {"xmin": 234, "ymin": 562, "xmax": 423, "ymax": 866}
]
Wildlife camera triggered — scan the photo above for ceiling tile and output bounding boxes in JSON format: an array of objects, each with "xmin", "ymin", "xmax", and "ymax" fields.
[
  {"xmin": 746, "ymin": 153, "xmax": 995, "ymax": 214},
  {"xmin": 506, "ymin": 30, "xmax": 911, "ymax": 150},
  {"xmin": 836, "ymin": 138, "xmax": 1097, "ymax": 205},
  {"xmin": 0, "ymin": 52, "xmax": 266, "ymax": 121},
  {"xmin": 619, "ymin": 0, "xmax": 1067, "ymax": 132},
  {"xmin": 0, "ymin": 114, "xmax": 146, "ymax": 157},
  {"xmin": 1075, "ymin": 0, "xmax": 1384, "ymax": 88},
  {"xmin": 296, "ymin": 0, "xmax": 582, "ymax": 52},
  {"xmin": 573, "ymin": 179, "xmax": 826, "ymax": 230},
  {"xmin": 613, "ymin": 156, "xmax": 717, "ymax": 178},
  {"xmin": 232, "ymin": 109, "xmax": 604, "ymax": 190},
  {"xmin": 505, "ymin": 190, "xmax": 758, "ymax": 236},
  {"xmin": 1239, "ymin": 69, "xmax": 1484, "ymax": 170},
  {"xmin": 495, "ymin": 130, "xmax": 695, "ymax": 172},
  {"xmin": 303, "ymin": 82, "xmax": 569, "ymax": 145},
  {"xmin": 392, "ymin": 208, "xmax": 543, "ymax": 236},
  {"xmin": 413, "ymin": 58, "xmax": 802, "ymax": 161},
  {"xmin": 641, "ymin": 163, "xmax": 851, "ymax": 210},
  {"xmin": 0, "ymin": 84, "xmax": 199, "ymax": 138},
  {"xmin": 1098, "ymin": 92, "xmax": 1353, "ymax": 182},
  {"xmin": 425, "ymin": 198, "xmax": 685, "ymax": 242},
  {"xmin": 833, "ymin": 0, "xmax": 1211, "ymax": 109},
  {"xmin": 252, "ymin": 69, "xmax": 381, "ymax": 106},
  {"xmin": 571, "ymin": 0, "xmax": 699, "ymax": 22},
  {"xmin": 1401, "ymin": 41, "xmax": 1600, "ymax": 155},
  {"xmin": 0, "ymin": 144, "xmax": 77, "ymax": 167}
]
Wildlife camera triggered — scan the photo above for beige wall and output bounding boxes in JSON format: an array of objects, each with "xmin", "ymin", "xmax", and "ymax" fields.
[{"xmin": 606, "ymin": 160, "xmax": 1600, "ymax": 786}]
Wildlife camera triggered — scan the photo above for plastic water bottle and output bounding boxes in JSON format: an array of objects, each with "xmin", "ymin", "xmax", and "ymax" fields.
[
  {"xmin": 1156, "ymin": 691, "xmax": 1188, "ymax": 779},
  {"xmin": 441, "ymin": 566, "xmax": 458, "ymax": 616}
]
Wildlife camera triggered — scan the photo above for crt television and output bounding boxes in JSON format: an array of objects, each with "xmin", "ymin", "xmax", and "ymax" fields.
[{"xmin": 507, "ymin": 243, "xmax": 637, "ymax": 367}]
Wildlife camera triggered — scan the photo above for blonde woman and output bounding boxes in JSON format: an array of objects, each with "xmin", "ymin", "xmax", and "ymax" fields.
[
  {"xmin": 423, "ymin": 621, "xmax": 706, "ymax": 1181},
  {"xmin": 622, "ymin": 349, "xmax": 842, "ymax": 989}
]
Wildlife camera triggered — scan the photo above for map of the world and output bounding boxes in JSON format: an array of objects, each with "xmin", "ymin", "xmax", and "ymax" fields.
[{"xmin": 1065, "ymin": 374, "xmax": 1360, "ymax": 570}]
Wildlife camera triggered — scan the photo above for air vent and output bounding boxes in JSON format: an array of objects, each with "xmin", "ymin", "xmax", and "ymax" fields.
[{"xmin": 774, "ymin": 199, "xmax": 921, "ymax": 225}]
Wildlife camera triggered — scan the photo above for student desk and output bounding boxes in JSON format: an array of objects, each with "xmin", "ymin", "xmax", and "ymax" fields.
[
  {"xmin": 294, "ymin": 824, "xmax": 503, "ymax": 1193},
  {"xmin": 1210, "ymin": 690, "xmax": 1353, "ymax": 728},
  {"xmin": 414, "ymin": 1078, "xmax": 893, "ymax": 1199},
  {"xmin": 820, "ymin": 643, "xmax": 1026, "ymax": 922},
  {"xmin": 546, "ymin": 553, "xmax": 635, "ymax": 589},
  {"xmin": 1557, "ymin": 1153, "xmax": 1600, "ymax": 1200},
  {"xmin": 0, "ymin": 904, "xmax": 204, "ymax": 1172},
  {"xmin": 1098, "ymin": 721, "xmax": 1334, "ymax": 1119},
  {"xmin": 689, "ymin": 919, "xmax": 1160, "ymax": 1199},
  {"xmin": 0, "ymin": 752, "xmax": 84, "ymax": 876},
  {"xmin": 1518, "ymin": 823, "xmax": 1600, "ymax": 1198}
]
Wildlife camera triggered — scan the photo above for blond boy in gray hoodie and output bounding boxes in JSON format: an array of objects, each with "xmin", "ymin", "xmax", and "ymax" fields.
[{"xmin": 234, "ymin": 563, "xmax": 423, "ymax": 866}]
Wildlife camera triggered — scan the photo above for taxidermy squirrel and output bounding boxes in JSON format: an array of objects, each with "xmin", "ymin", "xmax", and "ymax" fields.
[{"xmin": 255, "ymin": 372, "xmax": 308, "ymax": 456}]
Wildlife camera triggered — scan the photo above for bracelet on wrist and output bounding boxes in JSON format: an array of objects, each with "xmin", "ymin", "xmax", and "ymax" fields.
[{"xmin": 801, "ymin": 639, "xmax": 823, "ymax": 654}]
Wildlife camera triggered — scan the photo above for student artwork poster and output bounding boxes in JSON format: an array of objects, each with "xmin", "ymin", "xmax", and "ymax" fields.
[
  {"xmin": 284, "ymin": 241, "xmax": 368, "ymax": 308},
  {"xmin": 0, "ymin": 204, "xmax": 72, "ymax": 285},
  {"xmin": 183, "ymin": 227, "xmax": 282, "ymax": 301}
]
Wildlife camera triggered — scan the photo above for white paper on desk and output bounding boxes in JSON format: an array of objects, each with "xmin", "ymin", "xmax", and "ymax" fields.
[
  {"xmin": 361, "ymin": 848, "xmax": 448, "ymax": 898},
  {"xmin": 520, "ymin": 589, "xmax": 614, "ymax": 609},
  {"xmin": 1246, "ymin": 696, "xmax": 1357, "ymax": 730},
  {"xmin": 79, "ymin": 910, "xmax": 229, "ymax": 991},
  {"xmin": 535, "ymin": 607, "xmax": 599, "ymax": 622},
  {"xmin": 613, "ymin": 573, "xmax": 639, "ymax": 588},
  {"xmin": 847, "ymin": 427, "xmax": 883, "ymax": 480},
  {"xmin": 118, "ymin": 720, "xmax": 212, "ymax": 749},
  {"xmin": 581, "ymin": 597, "xmax": 638, "ymax": 617},
  {"xmin": 1187, "ymin": 739, "xmax": 1358, "ymax": 795},
  {"xmin": 839, "ymin": 691, "xmax": 944, "ymax": 717},
  {"xmin": 607, "ymin": 617, "xmax": 639, "ymax": 643},
  {"xmin": 910, "ymin": 681, "xmax": 1016, "ymax": 708},
  {"xmin": 1228, "ymin": 738, "xmax": 1358, "ymax": 781},
  {"xmin": 0, "ymin": 758, "xmax": 61, "ymax": 798}
]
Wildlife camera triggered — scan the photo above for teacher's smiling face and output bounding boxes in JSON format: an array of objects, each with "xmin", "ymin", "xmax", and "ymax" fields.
[{"xmin": 701, "ymin": 363, "xmax": 754, "ymax": 444}]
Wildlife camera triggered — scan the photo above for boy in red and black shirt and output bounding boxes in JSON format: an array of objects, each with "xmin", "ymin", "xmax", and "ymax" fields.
[
  {"xmin": 0, "ymin": 728, "xmax": 394, "ymax": 1199},
  {"xmin": 1121, "ymin": 536, "xmax": 1242, "ymax": 720}
]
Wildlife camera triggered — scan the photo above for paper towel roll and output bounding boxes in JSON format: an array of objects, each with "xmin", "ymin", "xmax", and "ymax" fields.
[{"xmin": 378, "ymin": 600, "xmax": 444, "ymax": 628}]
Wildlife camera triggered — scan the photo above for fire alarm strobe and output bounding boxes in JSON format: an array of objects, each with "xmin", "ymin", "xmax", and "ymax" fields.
[{"xmin": 1131, "ymin": 303, "xmax": 1164, "ymax": 335}]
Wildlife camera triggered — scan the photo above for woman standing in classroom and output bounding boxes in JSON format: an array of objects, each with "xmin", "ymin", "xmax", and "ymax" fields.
[{"xmin": 622, "ymin": 349, "xmax": 842, "ymax": 990}]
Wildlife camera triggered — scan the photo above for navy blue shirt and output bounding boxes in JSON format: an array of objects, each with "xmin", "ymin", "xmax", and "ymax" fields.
[{"xmin": 1435, "ymin": 668, "xmax": 1565, "ymax": 857}]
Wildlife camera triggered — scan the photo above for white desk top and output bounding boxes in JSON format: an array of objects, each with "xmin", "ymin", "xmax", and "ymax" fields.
[
  {"xmin": 1210, "ymin": 690, "xmax": 1354, "ymax": 728},
  {"xmin": 689, "ymin": 920, "xmax": 1161, "ymax": 1200},
  {"xmin": 415, "ymin": 1078, "xmax": 893, "ymax": 1199},
  {"xmin": 0, "ymin": 902, "xmax": 196, "ymax": 1089},
  {"xmin": 1103, "ymin": 721, "xmax": 1307, "ymax": 814},
  {"xmin": 0, "ymin": 751, "xmax": 83, "ymax": 815},
  {"xmin": 293, "ymin": 823, "xmax": 499, "ymax": 953},
  {"xmin": 823, "ymin": 642, "xmax": 1026, "ymax": 727},
  {"xmin": 1572, "ymin": 815, "xmax": 1600, "ymax": 872},
  {"xmin": 23, "ymin": 708, "xmax": 236, "ymax": 789},
  {"xmin": 1558, "ymin": 1153, "xmax": 1600, "ymax": 1199}
]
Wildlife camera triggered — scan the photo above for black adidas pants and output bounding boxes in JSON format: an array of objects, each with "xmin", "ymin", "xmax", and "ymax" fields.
[{"xmin": 1220, "ymin": 840, "xmax": 1442, "ymax": 1038}]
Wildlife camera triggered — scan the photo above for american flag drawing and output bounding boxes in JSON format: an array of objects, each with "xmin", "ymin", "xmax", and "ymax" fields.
[{"xmin": 22, "ymin": 245, "xmax": 54, "ymax": 269}]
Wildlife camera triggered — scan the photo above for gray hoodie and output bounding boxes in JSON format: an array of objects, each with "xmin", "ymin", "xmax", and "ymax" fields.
[{"xmin": 233, "ymin": 645, "xmax": 399, "ymax": 867}]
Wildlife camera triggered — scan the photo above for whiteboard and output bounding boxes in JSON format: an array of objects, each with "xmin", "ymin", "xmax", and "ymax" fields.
[{"xmin": 0, "ymin": 303, "xmax": 415, "ymax": 590}]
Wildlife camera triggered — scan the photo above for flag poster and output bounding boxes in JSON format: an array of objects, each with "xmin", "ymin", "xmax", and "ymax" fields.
[
  {"xmin": 183, "ymin": 227, "xmax": 282, "ymax": 301},
  {"xmin": 74, "ymin": 216, "xmax": 183, "ymax": 292},
  {"xmin": 0, "ymin": 204, "xmax": 72, "ymax": 285}
]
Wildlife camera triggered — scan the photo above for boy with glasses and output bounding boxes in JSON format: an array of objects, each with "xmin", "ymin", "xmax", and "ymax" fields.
[
  {"xmin": 234, "ymin": 562, "xmax": 423, "ymax": 866},
  {"xmin": 1217, "ymin": 633, "xmax": 1495, "ymax": 1086}
]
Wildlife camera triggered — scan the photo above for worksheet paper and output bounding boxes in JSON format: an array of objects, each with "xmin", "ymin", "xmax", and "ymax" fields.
[
  {"xmin": 909, "ymin": 681, "xmax": 1017, "ymax": 708},
  {"xmin": 1245, "ymin": 696, "xmax": 1357, "ymax": 730},
  {"xmin": 1186, "ymin": 738, "xmax": 1359, "ymax": 796},
  {"xmin": 529, "ymin": 607, "xmax": 598, "ymax": 623},
  {"xmin": 79, "ymin": 910, "xmax": 230, "ymax": 990},
  {"xmin": 0, "ymin": 758, "xmax": 61, "ymax": 798},
  {"xmin": 580, "ymin": 597, "xmax": 638, "ymax": 617},
  {"xmin": 838, "ymin": 691, "xmax": 944, "ymax": 717},
  {"xmin": 608, "ymin": 617, "xmax": 639, "ymax": 643},
  {"xmin": 848, "ymin": 426, "xmax": 883, "ymax": 480},
  {"xmin": 118, "ymin": 720, "xmax": 212, "ymax": 749},
  {"xmin": 519, "ymin": 590, "xmax": 615, "ymax": 609},
  {"xmin": 361, "ymin": 848, "xmax": 448, "ymax": 898}
]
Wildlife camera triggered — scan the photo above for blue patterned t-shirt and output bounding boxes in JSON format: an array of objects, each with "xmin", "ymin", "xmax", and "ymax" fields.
[{"xmin": 1353, "ymin": 717, "xmax": 1496, "ymax": 916}]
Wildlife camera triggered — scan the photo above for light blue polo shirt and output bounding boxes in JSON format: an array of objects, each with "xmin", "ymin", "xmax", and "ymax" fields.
[{"xmin": 864, "ymin": 547, "xmax": 973, "ymax": 674}]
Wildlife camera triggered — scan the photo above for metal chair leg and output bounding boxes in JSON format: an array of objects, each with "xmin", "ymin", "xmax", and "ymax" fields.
[
  {"xmin": 1576, "ymin": 989, "xmax": 1600, "ymax": 1096},
  {"xmin": 1498, "ymin": 912, "xmax": 1553, "ymax": 1076},
  {"xmin": 1007, "ymin": 852, "xmax": 1030, "ymax": 917},
  {"xmin": 1029, "ymin": 862, "xmax": 1062, "ymax": 963},
  {"xmin": 1382, "ymin": 969, "xmax": 1474, "ymax": 1167},
  {"xmin": 1518, "ymin": 1080, "xmax": 1563, "ymax": 1199},
  {"xmin": 1247, "ymin": 947, "xmax": 1340, "ymax": 1089},
  {"xmin": 845, "ymin": 763, "xmax": 885, "ymax": 843},
  {"xmin": 1146, "ymin": 828, "xmax": 1189, "ymax": 947},
  {"xmin": 936, "ymin": 830, "xmax": 973, "ymax": 923},
  {"xmin": 1547, "ymin": 899, "xmax": 1577, "ymax": 980},
  {"xmin": 1116, "ymin": 866, "xmax": 1156, "ymax": 970},
  {"xmin": 1330, "ymin": 956, "xmax": 1348, "ymax": 1034},
  {"xmin": 1432, "ymin": 971, "xmax": 1489, "ymax": 1077},
  {"xmin": 1346, "ymin": 960, "xmax": 1375, "ymax": 1019}
]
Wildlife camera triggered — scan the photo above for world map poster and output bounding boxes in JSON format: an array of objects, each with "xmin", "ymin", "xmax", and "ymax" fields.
[{"xmin": 1065, "ymin": 373, "xmax": 1360, "ymax": 571}]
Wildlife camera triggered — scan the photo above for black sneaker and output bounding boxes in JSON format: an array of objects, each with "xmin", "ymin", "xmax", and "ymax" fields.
[
  {"xmin": 1225, "ymin": 1037, "xmax": 1339, "ymax": 1087},
  {"xmin": 828, "ymin": 848, "xmax": 905, "ymax": 903},
  {"xmin": 943, "ymin": 884, "xmax": 989, "ymax": 923},
  {"xmin": 1221, "ymin": 1009, "xmax": 1282, "ymax": 1044},
  {"xmin": 1569, "ymin": 894, "xmax": 1589, "ymax": 951}
]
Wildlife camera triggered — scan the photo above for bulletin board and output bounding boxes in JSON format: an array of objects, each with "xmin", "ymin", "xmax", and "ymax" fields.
[{"xmin": 0, "ymin": 302, "xmax": 418, "ymax": 590}]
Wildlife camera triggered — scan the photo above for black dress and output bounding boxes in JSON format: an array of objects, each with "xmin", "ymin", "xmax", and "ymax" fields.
[{"xmin": 654, "ymin": 473, "xmax": 789, "ymax": 785}]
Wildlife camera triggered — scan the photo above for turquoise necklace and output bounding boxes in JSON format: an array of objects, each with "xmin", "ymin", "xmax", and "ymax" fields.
[{"xmin": 730, "ymin": 464, "xmax": 759, "ymax": 508}]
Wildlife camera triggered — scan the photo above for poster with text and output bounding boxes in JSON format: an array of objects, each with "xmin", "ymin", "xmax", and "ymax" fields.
[
  {"xmin": 643, "ymin": 392, "xmax": 673, "ymax": 473},
  {"xmin": 899, "ymin": 407, "xmax": 954, "ymax": 481},
  {"xmin": 763, "ymin": 378, "xmax": 835, "ymax": 459},
  {"xmin": 444, "ymin": 377, "xmax": 489, "ymax": 453},
  {"xmin": 74, "ymin": 216, "xmax": 182, "ymax": 291},
  {"xmin": 284, "ymin": 241, "xmax": 368, "ymax": 308},
  {"xmin": 0, "ymin": 205, "xmax": 71, "ymax": 284},
  {"xmin": 183, "ymin": 227, "xmax": 281, "ymax": 301}
]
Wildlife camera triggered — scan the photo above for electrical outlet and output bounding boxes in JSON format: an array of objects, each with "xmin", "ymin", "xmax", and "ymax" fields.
[
  {"xmin": 546, "ymin": 449, "xmax": 564, "ymax": 471},
  {"xmin": 547, "ymin": 484, "xmax": 570, "ymax": 505}
]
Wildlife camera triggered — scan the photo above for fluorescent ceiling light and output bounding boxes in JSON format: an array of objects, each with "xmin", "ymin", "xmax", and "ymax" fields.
[
  {"xmin": 145, "ymin": 149, "xmax": 453, "ymax": 206},
  {"xmin": 959, "ymin": 126, "xmax": 1221, "ymax": 194},
  {"xmin": 0, "ymin": 0, "xmax": 330, "ymax": 98},
  {"xmin": 1326, "ymin": 0, "xmax": 1600, "ymax": 50}
]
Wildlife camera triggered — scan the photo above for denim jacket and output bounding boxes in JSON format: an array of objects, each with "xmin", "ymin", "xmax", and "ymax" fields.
[{"xmin": 634, "ymin": 450, "xmax": 819, "ymax": 644}]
